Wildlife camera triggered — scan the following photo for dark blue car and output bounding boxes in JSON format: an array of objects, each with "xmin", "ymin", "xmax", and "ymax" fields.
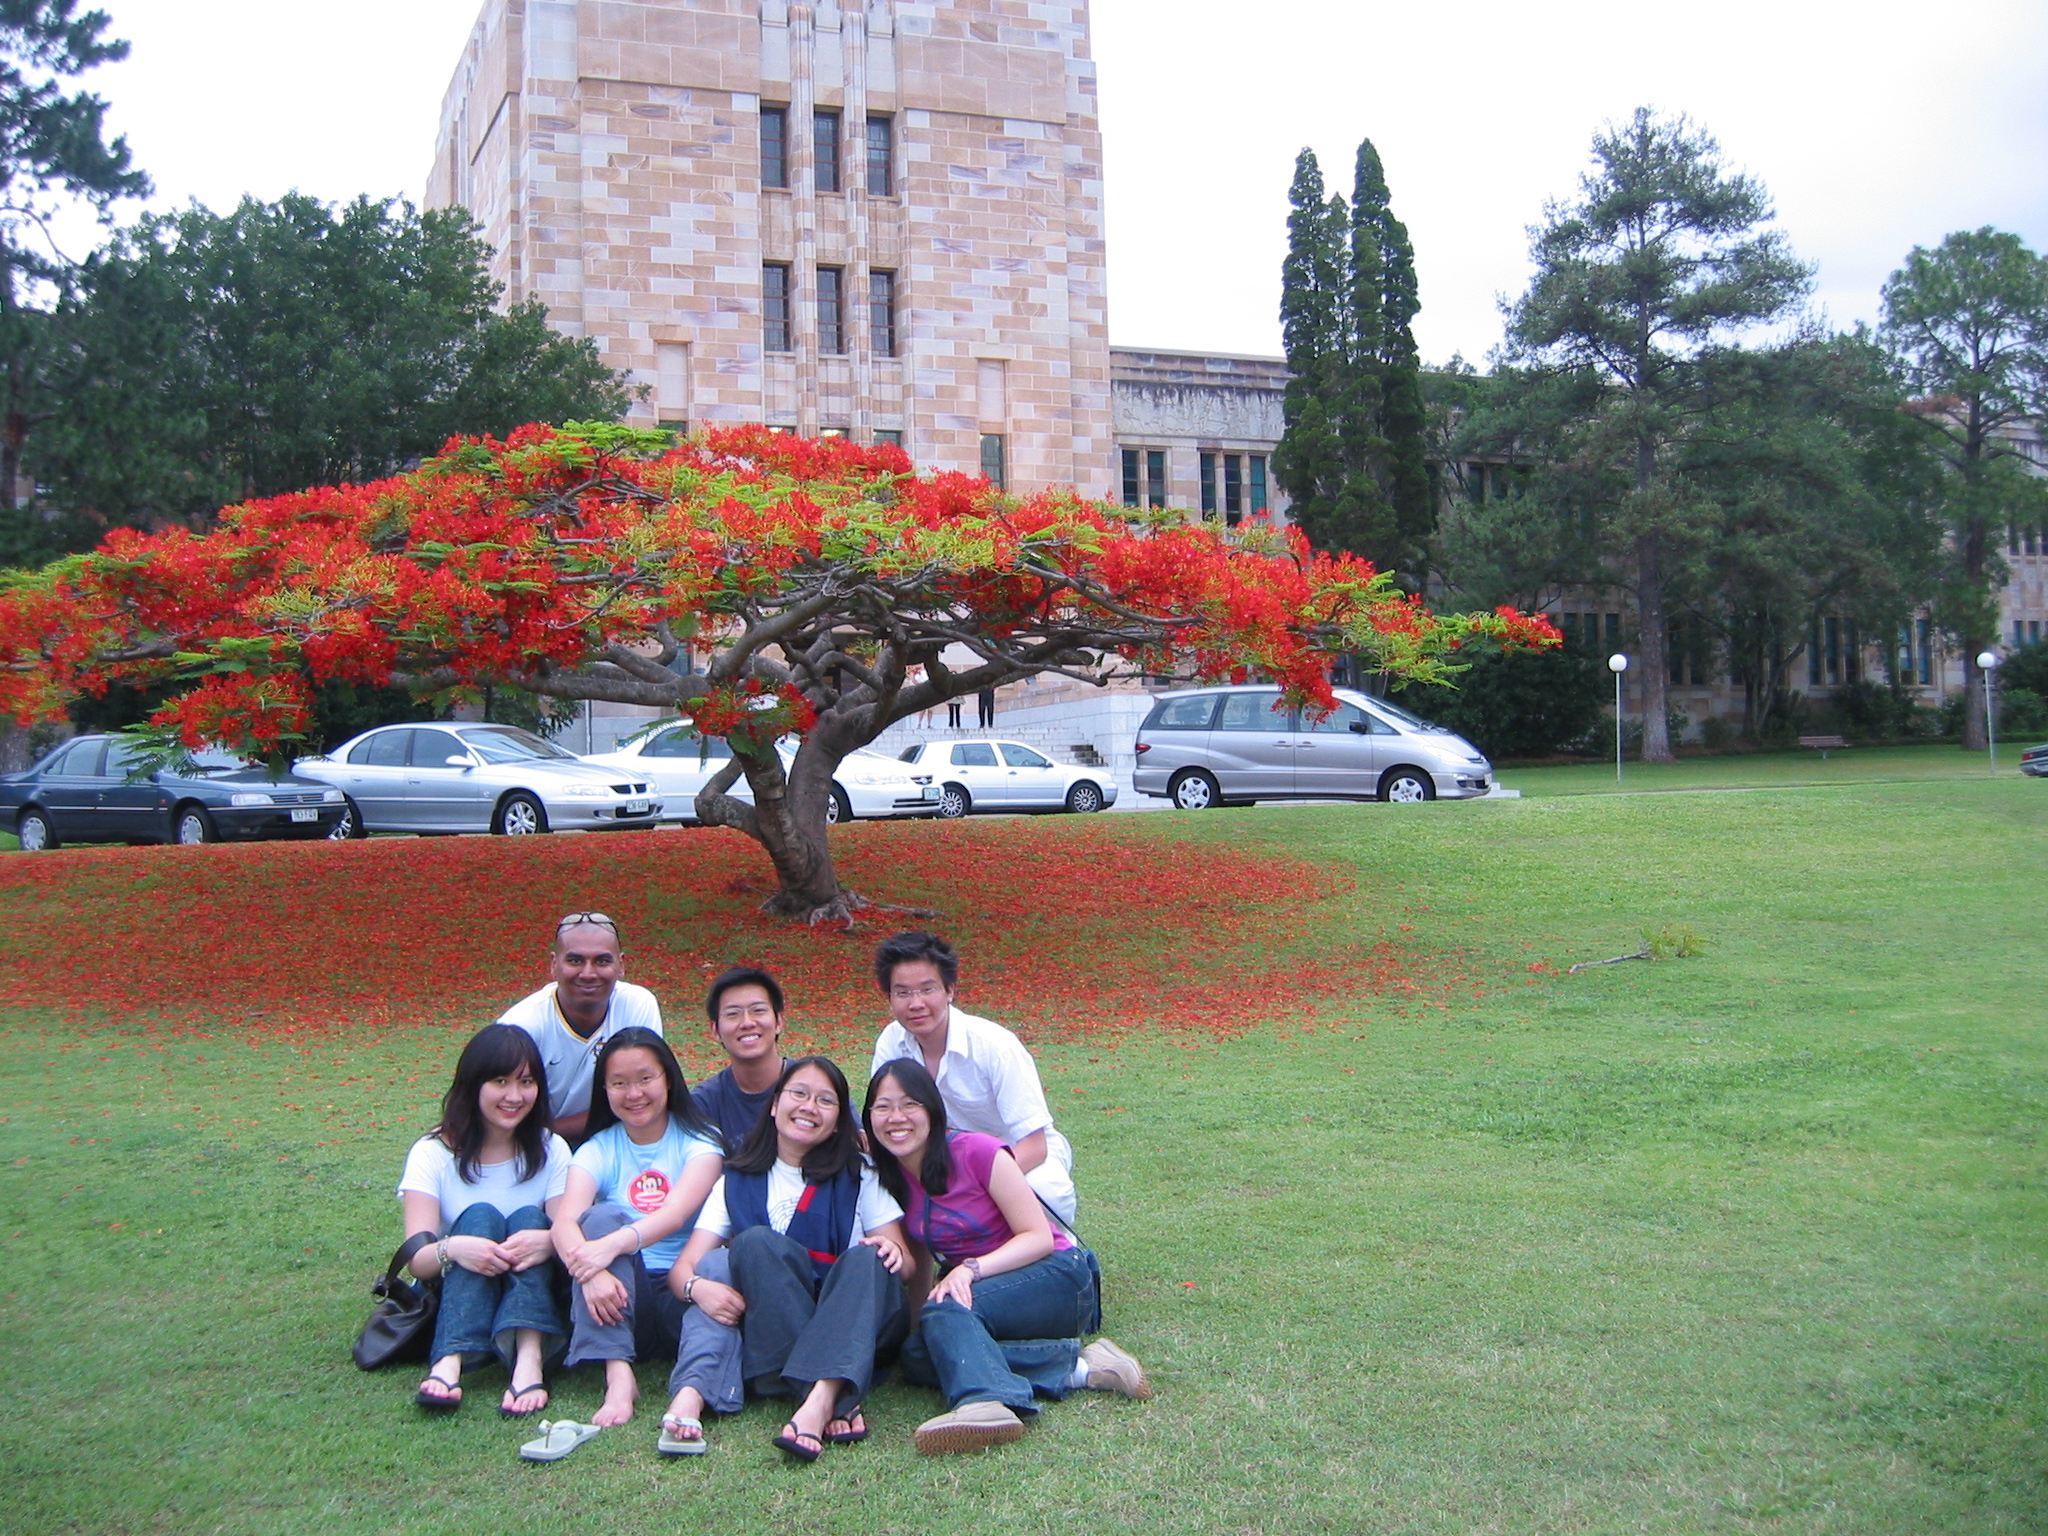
[{"xmin": 2, "ymin": 734, "xmax": 348, "ymax": 849}]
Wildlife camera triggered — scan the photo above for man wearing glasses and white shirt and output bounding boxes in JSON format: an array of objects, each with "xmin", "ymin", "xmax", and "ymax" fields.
[
  {"xmin": 868, "ymin": 930, "xmax": 1077, "ymax": 1224},
  {"xmin": 497, "ymin": 912, "xmax": 664, "ymax": 1143}
]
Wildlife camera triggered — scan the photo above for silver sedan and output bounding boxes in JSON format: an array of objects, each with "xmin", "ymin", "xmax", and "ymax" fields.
[{"xmin": 295, "ymin": 723, "xmax": 661, "ymax": 836}]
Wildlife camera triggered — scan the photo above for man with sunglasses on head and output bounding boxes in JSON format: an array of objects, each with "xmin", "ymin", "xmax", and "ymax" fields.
[
  {"xmin": 689, "ymin": 966, "xmax": 793, "ymax": 1153},
  {"xmin": 497, "ymin": 913, "xmax": 664, "ymax": 1143},
  {"xmin": 868, "ymin": 930, "xmax": 1076, "ymax": 1224}
]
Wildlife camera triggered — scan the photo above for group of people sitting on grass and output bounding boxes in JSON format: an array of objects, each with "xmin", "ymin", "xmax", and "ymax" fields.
[{"xmin": 392, "ymin": 915, "xmax": 1148, "ymax": 1460}]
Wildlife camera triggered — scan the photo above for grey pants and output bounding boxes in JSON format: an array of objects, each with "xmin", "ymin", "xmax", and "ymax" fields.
[
  {"xmin": 561, "ymin": 1202, "xmax": 685, "ymax": 1370},
  {"xmin": 669, "ymin": 1247, "xmax": 744, "ymax": 1413},
  {"xmin": 728, "ymin": 1226, "xmax": 909, "ymax": 1418}
]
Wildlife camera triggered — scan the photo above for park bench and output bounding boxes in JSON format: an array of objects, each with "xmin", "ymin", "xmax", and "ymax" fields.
[{"xmin": 1797, "ymin": 734, "xmax": 1848, "ymax": 760}]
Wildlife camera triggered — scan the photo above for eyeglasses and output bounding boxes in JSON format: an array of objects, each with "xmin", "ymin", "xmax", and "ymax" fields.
[
  {"xmin": 779, "ymin": 1084, "xmax": 840, "ymax": 1113},
  {"xmin": 718, "ymin": 1003, "xmax": 779, "ymax": 1024},
  {"xmin": 888, "ymin": 982, "xmax": 948, "ymax": 1003},
  {"xmin": 556, "ymin": 911, "xmax": 619, "ymax": 935}
]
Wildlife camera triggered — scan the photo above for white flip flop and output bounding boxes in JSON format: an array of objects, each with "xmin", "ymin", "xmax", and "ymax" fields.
[
  {"xmin": 518, "ymin": 1419, "xmax": 603, "ymax": 1463},
  {"xmin": 658, "ymin": 1414, "xmax": 708, "ymax": 1456}
]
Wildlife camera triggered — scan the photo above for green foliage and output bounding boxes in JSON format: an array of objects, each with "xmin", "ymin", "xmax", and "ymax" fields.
[
  {"xmin": 1996, "ymin": 638, "xmax": 2048, "ymax": 699},
  {"xmin": 70, "ymin": 672, "xmax": 441, "ymax": 753},
  {"xmin": 1274, "ymin": 139, "xmax": 1433, "ymax": 579},
  {"xmin": 15, "ymin": 194, "xmax": 635, "ymax": 538},
  {"xmin": 1389, "ymin": 641, "xmax": 1607, "ymax": 759},
  {"xmin": 1642, "ymin": 923, "xmax": 1707, "ymax": 959},
  {"xmin": 1880, "ymin": 227, "xmax": 2048, "ymax": 747}
]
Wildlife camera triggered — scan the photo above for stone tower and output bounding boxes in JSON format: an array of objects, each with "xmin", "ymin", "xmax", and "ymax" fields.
[{"xmin": 428, "ymin": 0, "xmax": 1113, "ymax": 497}]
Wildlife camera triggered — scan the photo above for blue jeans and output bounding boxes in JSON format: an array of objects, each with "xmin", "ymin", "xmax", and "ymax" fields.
[
  {"xmin": 429, "ymin": 1202, "xmax": 565, "ymax": 1369},
  {"xmin": 900, "ymin": 1247, "xmax": 1096, "ymax": 1412}
]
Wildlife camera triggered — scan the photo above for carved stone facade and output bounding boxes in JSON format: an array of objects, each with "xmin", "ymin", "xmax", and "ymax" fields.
[{"xmin": 429, "ymin": 0, "xmax": 1114, "ymax": 496}]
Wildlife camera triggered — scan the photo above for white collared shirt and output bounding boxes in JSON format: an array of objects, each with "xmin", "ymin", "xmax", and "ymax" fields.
[
  {"xmin": 497, "ymin": 981, "xmax": 664, "ymax": 1122},
  {"xmin": 871, "ymin": 1007, "xmax": 1076, "ymax": 1222}
]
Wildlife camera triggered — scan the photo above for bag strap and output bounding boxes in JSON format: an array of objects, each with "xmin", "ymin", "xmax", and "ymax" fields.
[
  {"xmin": 388, "ymin": 1230, "xmax": 438, "ymax": 1284},
  {"xmin": 1035, "ymin": 1192, "xmax": 1086, "ymax": 1250}
]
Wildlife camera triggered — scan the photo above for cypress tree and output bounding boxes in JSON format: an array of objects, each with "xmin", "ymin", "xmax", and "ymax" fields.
[
  {"xmin": 1353, "ymin": 140, "xmax": 1434, "ymax": 574},
  {"xmin": 1273, "ymin": 150, "xmax": 1352, "ymax": 551},
  {"xmin": 1274, "ymin": 138, "xmax": 1432, "ymax": 581}
]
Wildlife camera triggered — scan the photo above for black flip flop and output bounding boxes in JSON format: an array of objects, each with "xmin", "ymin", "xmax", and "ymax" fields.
[
  {"xmin": 414, "ymin": 1374, "xmax": 462, "ymax": 1412},
  {"xmin": 773, "ymin": 1420, "xmax": 823, "ymax": 1463},
  {"xmin": 500, "ymin": 1380, "xmax": 550, "ymax": 1419},
  {"xmin": 823, "ymin": 1408, "xmax": 869, "ymax": 1444}
]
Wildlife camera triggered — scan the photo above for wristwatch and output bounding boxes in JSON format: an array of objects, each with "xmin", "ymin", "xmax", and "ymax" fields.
[
  {"xmin": 964, "ymin": 1257, "xmax": 984, "ymax": 1280},
  {"xmin": 437, "ymin": 1237, "xmax": 453, "ymax": 1277},
  {"xmin": 682, "ymin": 1275, "xmax": 699, "ymax": 1303}
]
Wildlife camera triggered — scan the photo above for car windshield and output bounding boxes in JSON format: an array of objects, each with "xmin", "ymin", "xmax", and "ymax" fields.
[
  {"xmin": 1357, "ymin": 696, "xmax": 1442, "ymax": 732},
  {"xmin": 458, "ymin": 726, "xmax": 577, "ymax": 763}
]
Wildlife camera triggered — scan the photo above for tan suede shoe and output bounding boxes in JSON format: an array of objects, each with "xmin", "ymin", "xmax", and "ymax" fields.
[
  {"xmin": 1079, "ymin": 1338, "xmax": 1153, "ymax": 1400},
  {"xmin": 912, "ymin": 1399, "xmax": 1026, "ymax": 1455}
]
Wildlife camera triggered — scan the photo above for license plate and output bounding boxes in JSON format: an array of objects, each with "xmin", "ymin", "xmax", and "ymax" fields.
[
  {"xmin": 919, "ymin": 786, "xmax": 941, "ymax": 801},
  {"xmin": 290, "ymin": 808, "xmax": 319, "ymax": 823},
  {"xmin": 625, "ymin": 800, "xmax": 650, "ymax": 815}
]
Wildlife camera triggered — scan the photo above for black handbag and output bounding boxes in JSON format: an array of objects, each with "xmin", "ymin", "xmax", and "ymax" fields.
[{"xmin": 352, "ymin": 1232, "xmax": 441, "ymax": 1370}]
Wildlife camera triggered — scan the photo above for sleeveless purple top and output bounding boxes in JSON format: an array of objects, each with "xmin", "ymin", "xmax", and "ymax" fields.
[{"xmin": 905, "ymin": 1132, "xmax": 1072, "ymax": 1263}]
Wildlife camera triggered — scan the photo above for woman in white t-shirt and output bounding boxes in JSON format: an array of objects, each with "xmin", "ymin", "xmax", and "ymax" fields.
[
  {"xmin": 397, "ymin": 1024, "xmax": 572, "ymax": 1415},
  {"xmin": 664, "ymin": 1056, "xmax": 911, "ymax": 1463},
  {"xmin": 551, "ymin": 1027, "xmax": 723, "ymax": 1441}
]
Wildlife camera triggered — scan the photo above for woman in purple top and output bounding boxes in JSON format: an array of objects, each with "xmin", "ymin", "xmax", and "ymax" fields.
[{"xmin": 863, "ymin": 1058, "xmax": 1152, "ymax": 1454}]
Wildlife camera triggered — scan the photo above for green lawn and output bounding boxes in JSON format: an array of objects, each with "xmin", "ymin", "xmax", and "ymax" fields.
[
  {"xmin": 2, "ymin": 777, "xmax": 2043, "ymax": 1533},
  {"xmin": 1502, "ymin": 740, "xmax": 2018, "ymax": 796}
]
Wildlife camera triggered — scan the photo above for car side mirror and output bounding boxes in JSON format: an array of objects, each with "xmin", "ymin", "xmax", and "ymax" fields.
[
  {"xmin": 445, "ymin": 754, "xmax": 475, "ymax": 768},
  {"xmin": 1349, "ymin": 720, "xmax": 1373, "ymax": 734}
]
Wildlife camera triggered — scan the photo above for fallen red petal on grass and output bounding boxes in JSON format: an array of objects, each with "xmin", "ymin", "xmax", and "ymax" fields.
[{"xmin": 1, "ymin": 818, "xmax": 1533, "ymax": 1067}]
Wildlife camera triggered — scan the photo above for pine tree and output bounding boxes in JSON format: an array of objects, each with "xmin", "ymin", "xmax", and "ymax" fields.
[{"xmin": 0, "ymin": 2, "xmax": 149, "ymax": 511}]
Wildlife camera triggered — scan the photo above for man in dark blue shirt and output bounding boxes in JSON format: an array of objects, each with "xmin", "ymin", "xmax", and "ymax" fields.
[{"xmin": 689, "ymin": 966, "xmax": 792, "ymax": 1152}]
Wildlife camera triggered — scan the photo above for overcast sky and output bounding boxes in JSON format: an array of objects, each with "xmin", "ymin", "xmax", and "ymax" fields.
[{"xmin": 57, "ymin": 0, "xmax": 2048, "ymax": 367}]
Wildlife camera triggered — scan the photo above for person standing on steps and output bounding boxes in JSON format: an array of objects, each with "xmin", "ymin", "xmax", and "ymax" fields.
[
  {"xmin": 977, "ymin": 687, "xmax": 996, "ymax": 728},
  {"xmin": 868, "ymin": 930, "xmax": 1077, "ymax": 1225},
  {"xmin": 496, "ymin": 913, "xmax": 664, "ymax": 1143}
]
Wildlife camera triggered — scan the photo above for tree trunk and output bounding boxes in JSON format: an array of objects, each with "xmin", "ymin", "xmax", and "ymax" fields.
[
  {"xmin": 1635, "ymin": 533, "xmax": 1674, "ymax": 762},
  {"xmin": 733, "ymin": 748, "xmax": 848, "ymax": 922},
  {"xmin": 1961, "ymin": 654, "xmax": 1988, "ymax": 753}
]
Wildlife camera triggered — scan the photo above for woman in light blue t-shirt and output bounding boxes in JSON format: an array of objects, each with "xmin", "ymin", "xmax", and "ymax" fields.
[{"xmin": 551, "ymin": 1027, "xmax": 723, "ymax": 1445}]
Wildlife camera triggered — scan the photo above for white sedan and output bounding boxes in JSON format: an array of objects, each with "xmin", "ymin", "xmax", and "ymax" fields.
[
  {"xmin": 895, "ymin": 739, "xmax": 1118, "ymax": 818},
  {"xmin": 578, "ymin": 723, "xmax": 942, "ymax": 824}
]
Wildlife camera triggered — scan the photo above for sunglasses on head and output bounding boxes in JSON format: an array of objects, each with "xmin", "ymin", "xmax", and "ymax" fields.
[{"xmin": 556, "ymin": 911, "xmax": 620, "ymax": 936}]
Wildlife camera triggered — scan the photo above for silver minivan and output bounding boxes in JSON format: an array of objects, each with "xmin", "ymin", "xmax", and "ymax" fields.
[{"xmin": 1132, "ymin": 685, "xmax": 1493, "ymax": 808}]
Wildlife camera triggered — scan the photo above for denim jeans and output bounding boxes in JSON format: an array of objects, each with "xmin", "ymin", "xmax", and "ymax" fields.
[
  {"xmin": 429, "ymin": 1202, "xmax": 565, "ymax": 1369},
  {"xmin": 561, "ymin": 1202, "xmax": 686, "ymax": 1368},
  {"xmin": 900, "ymin": 1247, "xmax": 1096, "ymax": 1412}
]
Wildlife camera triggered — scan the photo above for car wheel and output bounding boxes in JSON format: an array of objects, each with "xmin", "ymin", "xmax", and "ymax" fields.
[
  {"xmin": 16, "ymin": 809, "xmax": 57, "ymax": 851},
  {"xmin": 1379, "ymin": 766, "xmax": 1436, "ymax": 804},
  {"xmin": 937, "ymin": 783, "xmax": 971, "ymax": 819},
  {"xmin": 825, "ymin": 786, "xmax": 853, "ymax": 825},
  {"xmin": 493, "ymin": 792, "xmax": 549, "ymax": 836},
  {"xmin": 1064, "ymin": 780, "xmax": 1105, "ymax": 814},
  {"xmin": 1169, "ymin": 769, "xmax": 1220, "ymax": 811},
  {"xmin": 328, "ymin": 797, "xmax": 367, "ymax": 841},
  {"xmin": 175, "ymin": 806, "xmax": 218, "ymax": 844}
]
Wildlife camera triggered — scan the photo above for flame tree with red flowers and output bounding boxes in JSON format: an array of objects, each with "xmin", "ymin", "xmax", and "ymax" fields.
[{"xmin": 0, "ymin": 422, "xmax": 1557, "ymax": 922}]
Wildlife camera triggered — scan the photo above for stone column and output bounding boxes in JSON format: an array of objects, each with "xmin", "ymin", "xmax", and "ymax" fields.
[{"xmin": 790, "ymin": 3, "xmax": 820, "ymax": 438}]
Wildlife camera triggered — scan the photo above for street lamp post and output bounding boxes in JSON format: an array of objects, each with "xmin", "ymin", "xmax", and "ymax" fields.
[
  {"xmin": 1608, "ymin": 653, "xmax": 1629, "ymax": 785},
  {"xmin": 1977, "ymin": 650, "xmax": 1999, "ymax": 769}
]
